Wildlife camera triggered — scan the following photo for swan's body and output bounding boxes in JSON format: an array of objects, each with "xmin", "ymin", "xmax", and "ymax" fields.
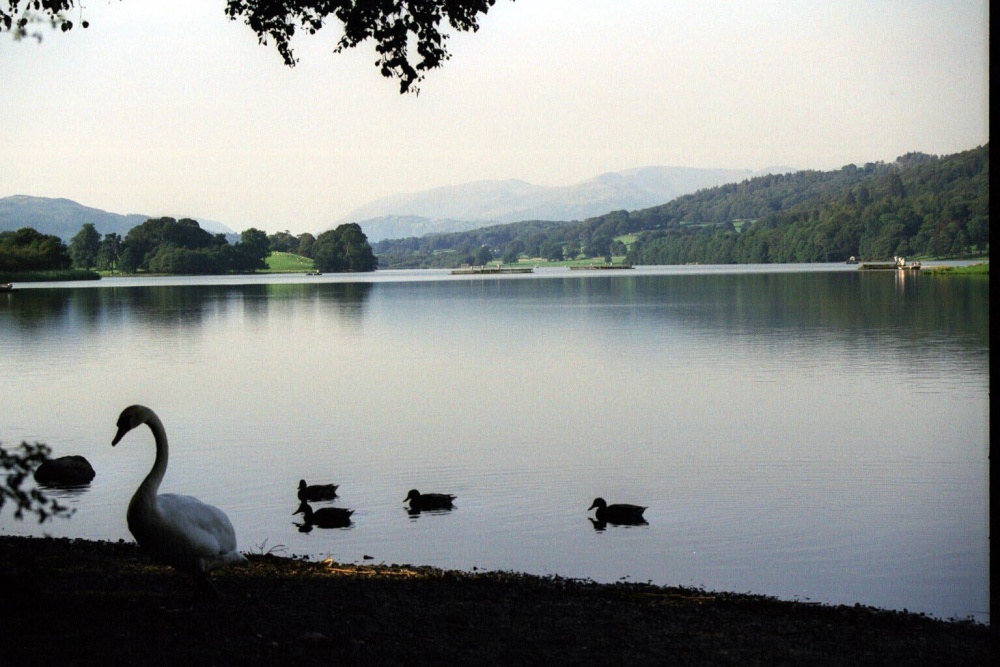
[
  {"xmin": 294, "ymin": 500, "xmax": 353, "ymax": 528},
  {"xmin": 112, "ymin": 405, "xmax": 246, "ymax": 584},
  {"xmin": 588, "ymin": 497, "xmax": 647, "ymax": 524},
  {"xmin": 298, "ymin": 479, "xmax": 339, "ymax": 502},
  {"xmin": 404, "ymin": 489, "xmax": 456, "ymax": 511}
]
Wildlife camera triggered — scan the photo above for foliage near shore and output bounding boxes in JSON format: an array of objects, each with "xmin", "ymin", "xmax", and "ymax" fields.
[
  {"xmin": 922, "ymin": 262, "xmax": 989, "ymax": 276},
  {"xmin": 2, "ymin": 218, "xmax": 376, "ymax": 278},
  {"xmin": 0, "ymin": 268, "xmax": 100, "ymax": 283},
  {"xmin": 0, "ymin": 536, "xmax": 988, "ymax": 666}
]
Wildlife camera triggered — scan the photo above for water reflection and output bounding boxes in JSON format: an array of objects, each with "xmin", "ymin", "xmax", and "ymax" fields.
[
  {"xmin": 406, "ymin": 507, "xmax": 456, "ymax": 519},
  {"xmin": 35, "ymin": 483, "xmax": 92, "ymax": 508},
  {"xmin": 542, "ymin": 271, "xmax": 989, "ymax": 353},
  {"xmin": 589, "ymin": 517, "xmax": 649, "ymax": 532},
  {"xmin": 36, "ymin": 480, "xmax": 93, "ymax": 494},
  {"xmin": 0, "ymin": 281, "xmax": 374, "ymax": 338}
]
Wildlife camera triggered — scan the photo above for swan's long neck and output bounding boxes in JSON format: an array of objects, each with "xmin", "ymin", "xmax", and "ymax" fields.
[{"xmin": 135, "ymin": 412, "xmax": 169, "ymax": 508}]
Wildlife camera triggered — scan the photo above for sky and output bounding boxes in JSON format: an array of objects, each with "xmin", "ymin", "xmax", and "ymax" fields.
[{"xmin": 0, "ymin": 0, "xmax": 989, "ymax": 235}]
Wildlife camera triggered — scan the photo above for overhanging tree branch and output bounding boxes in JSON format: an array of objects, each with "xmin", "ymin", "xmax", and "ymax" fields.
[{"xmin": 2, "ymin": 1, "xmax": 503, "ymax": 94}]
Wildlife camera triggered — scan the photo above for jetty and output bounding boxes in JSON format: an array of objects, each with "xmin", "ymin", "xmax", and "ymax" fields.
[
  {"xmin": 859, "ymin": 257, "xmax": 921, "ymax": 271},
  {"xmin": 451, "ymin": 266, "xmax": 534, "ymax": 275},
  {"xmin": 569, "ymin": 264, "xmax": 634, "ymax": 270}
]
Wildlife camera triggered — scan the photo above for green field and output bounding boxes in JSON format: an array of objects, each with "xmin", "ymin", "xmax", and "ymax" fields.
[
  {"xmin": 922, "ymin": 262, "xmax": 989, "ymax": 276},
  {"xmin": 263, "ymin": 252, "xmax": 316, "ymax": 273}
]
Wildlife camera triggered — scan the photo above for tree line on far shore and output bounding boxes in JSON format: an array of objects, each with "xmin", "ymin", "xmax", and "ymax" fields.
[{"xmin": 1, "ymin": 218, "xmax": 376, "ymax": 278}]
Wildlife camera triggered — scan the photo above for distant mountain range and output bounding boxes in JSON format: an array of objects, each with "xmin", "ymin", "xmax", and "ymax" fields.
[
  {"xmin": 0, "ymin": 195, "xmax": 236, "ymax": 241},
  {"xmin": 2, "ymin": 164, "xmax": 794, "ymax": 244},
  {"xmin": 339, "ymin": 166, "xmax": 793, "ymax": 242}
]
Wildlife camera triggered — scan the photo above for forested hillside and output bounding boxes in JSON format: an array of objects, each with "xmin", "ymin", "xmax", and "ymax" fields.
[{"xmin": 373, "ymin": 145, "xmax": 988, "ymax": 268}]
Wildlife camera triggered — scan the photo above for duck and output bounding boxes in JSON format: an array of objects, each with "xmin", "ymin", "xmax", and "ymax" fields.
[
  {"xmin": 588, "ymin": 497, "xmax": 647, "ymax": 524},
  {"xmin": 404, "ymin": 489, "xmax": 456, "ymax": 511},
  {"xmin": 297, "ymin": 479, "xmax": 339, "ymax": 502},
  {"xmin": 111, "ymin": 405, "xmax": 246, "ymax": 593},
  {"xmin": 294, "ymin": 500, "xmax": 353, "ymax": 528}
]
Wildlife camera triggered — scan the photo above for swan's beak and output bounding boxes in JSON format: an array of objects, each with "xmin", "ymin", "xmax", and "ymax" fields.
[{"xmin": 112, "ymin": 426, "xmax": 128, "ymax": 446}]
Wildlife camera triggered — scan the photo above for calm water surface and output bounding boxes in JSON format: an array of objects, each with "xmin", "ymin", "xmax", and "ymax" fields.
[{"xmin": 0, "ymin": 265, "xmax": 989, "ymax": 622}]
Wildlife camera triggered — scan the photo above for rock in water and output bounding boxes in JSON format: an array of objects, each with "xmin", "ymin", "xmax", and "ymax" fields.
[{"xmin": 34, "ymin": 455, "xmax": 96, "ymax": 485}]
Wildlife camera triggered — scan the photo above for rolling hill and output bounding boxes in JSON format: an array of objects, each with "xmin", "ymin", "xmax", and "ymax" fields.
[
  {"xmin": 0, "ymin": 195, "xmax": 236, "ymax": 241},
  {"xmin": 339, "ymin": 166, "xmax": 786, "ymax": 242}
]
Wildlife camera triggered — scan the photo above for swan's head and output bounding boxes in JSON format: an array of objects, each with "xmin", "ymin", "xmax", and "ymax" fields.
[
  {"xmin": 588, "ymin": 497, "xmax": 607, "ymax": 511},
  {"xmin": 112, "ymin": 404, "xmax": 154, "ymax": 446},
  {"xmin": 298, "ymin": 480, "xmax": 307, "ymax": 490},
  {"xmin": 404, "ymin": 489, "xmax": 421, "ymax": 502}
]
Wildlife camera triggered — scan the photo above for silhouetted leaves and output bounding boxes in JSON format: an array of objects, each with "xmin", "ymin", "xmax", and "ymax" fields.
[
  {"xmin": 1, "ymin": 441, "xmax": 73, "ymax": 523},
  {"xmin": 3, "ymin": 1, "xmax": 502, "ymax": 94}
]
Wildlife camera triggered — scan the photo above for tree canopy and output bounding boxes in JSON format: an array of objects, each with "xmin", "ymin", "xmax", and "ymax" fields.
[
  {"xmin": 0, "ymin": 226, "xmax": 71, "ymax": 273},
  {"xmin": 118, "ymin": 217, "xmax": 273, "ymax": 274},
  {"xmin": 2, "ymin": 0, "xmax": 503, "ymax": 93},
  {"xmin": 312, "ymin": 223, "xmax": 377, "ymax": 272},
  {"xmin": 69, "ymin": 222, "xmax": 100, "ymax": 270}
]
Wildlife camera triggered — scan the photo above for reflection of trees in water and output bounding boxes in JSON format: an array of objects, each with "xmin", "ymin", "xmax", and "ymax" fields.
[
  {"xmin": 1, "ymin": 286, "xmax": 216, "ymax": 332},
  {"xmin": 2, "ymin": 288, "xmax": 77, "ymax": 331},
  {"xmin": 1, "ymin": 282, "xmax": 374, "ymax": 336},
  {"xmin": 543, "ymin": 272, "xmax": 988, "ymax": 354},
  {"xmin": 241, "ymin": 283, "xmax": 372, "ymax": 330},
  {"xmin": 1, "ymin": 275, "xmax": 985, "ymax": 358}
]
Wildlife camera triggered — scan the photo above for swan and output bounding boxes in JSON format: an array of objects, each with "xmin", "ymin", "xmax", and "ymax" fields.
[
  {"xmin": 588, "ymin": 497, "xmax": 647, "ymax": 524},
  {"xmin": 111, "ymin": 405, "xmax": 246, "ymax": 591},
  {"xmin": 297, "ymin": 479, "xmax": 339, "ymax": 502},
  {"xmin": 294, "ymin": 500, "xmax": 353, "ymax": 528},
  {"xmin": 404, "ymin": 489, "xmax": 456, "ymax": 511}
]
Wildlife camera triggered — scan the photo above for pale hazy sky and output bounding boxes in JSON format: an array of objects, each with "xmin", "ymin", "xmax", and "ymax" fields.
[{"xmin": 0, "ymin": 1, "xmax": 989, "ymax": 235}]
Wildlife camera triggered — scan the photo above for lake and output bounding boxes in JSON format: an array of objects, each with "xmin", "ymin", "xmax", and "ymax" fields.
[{"xmin": 0, "ymin": 264, "xmax": 989, "ymax": 623}]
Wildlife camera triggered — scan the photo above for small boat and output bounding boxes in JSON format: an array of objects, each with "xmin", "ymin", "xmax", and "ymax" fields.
[{"xmin": 0, "ymin": 283, "xmax": 13, "ymax": 292}]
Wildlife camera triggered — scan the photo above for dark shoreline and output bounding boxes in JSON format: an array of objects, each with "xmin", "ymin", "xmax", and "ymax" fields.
[{"xmin": 1, "ymin": 535, "xmax": 989, "ymax": 665}]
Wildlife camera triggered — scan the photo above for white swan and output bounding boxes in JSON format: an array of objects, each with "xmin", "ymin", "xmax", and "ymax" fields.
[{"xmin": 112, "ymin": 405, "xmax": 246, "ymax": 590}]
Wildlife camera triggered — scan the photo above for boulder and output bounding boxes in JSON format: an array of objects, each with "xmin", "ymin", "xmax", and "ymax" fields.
[{"xmin": 33, "ymin": 455, "xmax": 96, "ymax": 486}]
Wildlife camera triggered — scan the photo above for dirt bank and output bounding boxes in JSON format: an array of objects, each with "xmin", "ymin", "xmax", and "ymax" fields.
[{"xmin": 1, "ymin": 536, "xmax": 989, "ymax": 665}]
